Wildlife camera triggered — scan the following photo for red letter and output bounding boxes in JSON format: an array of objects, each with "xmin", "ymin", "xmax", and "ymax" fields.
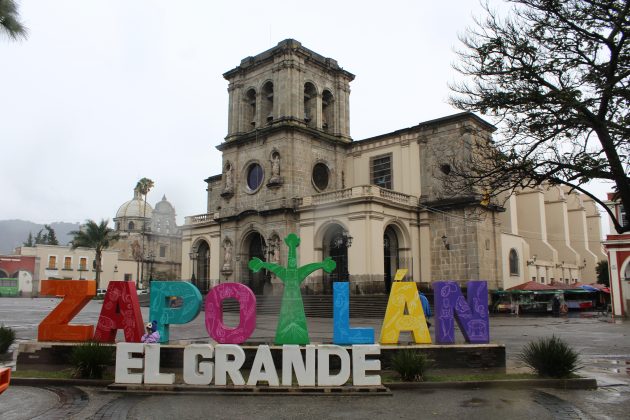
[
  {"xmin": 94, "ymin": 281, "xmax": 144, "ymax": 343},
  {"xmin": 38, "ymin": 280, "xmax": 95, "ymax": 342}
]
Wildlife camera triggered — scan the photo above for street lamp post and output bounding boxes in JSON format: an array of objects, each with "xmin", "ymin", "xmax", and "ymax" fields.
[{"xmin": 189, "ymin": 251, "xmax": 198, "ymax": 288}]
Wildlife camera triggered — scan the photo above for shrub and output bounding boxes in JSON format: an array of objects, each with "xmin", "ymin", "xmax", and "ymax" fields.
[
  {"xmin": 391, "ymin": 350, "xmax": 430, "ymax": 381},
  {"xmin": 0, "ymin": 325, "xmax": 16, "ymax": 353},
  {"xmin": 519, "ymin": 336, "xmax": 581, "ymax": 378},
  {"xmin": 70, "ymin": 341, "xmax": 114, "ymax": 379}
]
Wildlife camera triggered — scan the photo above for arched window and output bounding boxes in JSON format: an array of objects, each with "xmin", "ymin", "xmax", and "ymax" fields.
[
  {"xmin": 304, "ymin": 82, "xmax": 317, "ymax": 128},
  {"xmin": 322, "ymin": 90, "xmax": 333, "ymax": 131},
  {"xmin": 244, "ymin": 88, "xmax": 257, "ymax": 129},
  {"xmin": 261, "ymin": 81, "xmax": 274, "ymax": 124},
  {"xmin": 509, "ymin": 249, "xmax": 519, "ymax": 275},
  {"xmin": 128, "ymin": 221, "xmax": 135, "ymax": 231}
]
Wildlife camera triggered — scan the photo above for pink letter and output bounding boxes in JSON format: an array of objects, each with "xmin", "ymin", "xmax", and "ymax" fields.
[{"xmin": 205, "ymin": 283, "xmax": 256, "ymax": 344}]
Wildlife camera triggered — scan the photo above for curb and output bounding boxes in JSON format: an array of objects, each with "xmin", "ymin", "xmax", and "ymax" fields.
[
  {"xmin": 387, "ymin": 378, "xmax": 597, "ymax": 390},
  {"xmin": 10, "ymin": 377, "xmax": 113, "ymax": 387},
  {"xmin": 8, "ymin": 377, "xmax": 596, "ymax": 391}
]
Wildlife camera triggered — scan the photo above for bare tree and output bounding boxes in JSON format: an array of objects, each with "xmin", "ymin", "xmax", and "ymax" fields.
[{"xmin": 450, "ymin": 0, "xmax": 630, "ymax": 233}]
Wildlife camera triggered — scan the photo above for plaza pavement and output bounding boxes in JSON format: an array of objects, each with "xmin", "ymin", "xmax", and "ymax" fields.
[{"xmin": 0, "ymin": 297, "xmax": 629, "ymax": 419}]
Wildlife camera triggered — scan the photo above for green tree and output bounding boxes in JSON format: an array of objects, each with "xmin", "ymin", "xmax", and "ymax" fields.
[
  {"xmin": 134, "ymin": 177, "xmax": 154, "ymax": 286},
  {"xmin": 70, "ymin": 219, "xmax": 120, "ymax": 289},
  {"xmin": 0, "ymin": 0, "xmax": 27, "ymax": 40},
  {"xmin": 42, "ymin": 224, "xmax": 59, "ymax": 245},
  {"xmin": 596, "ymin": 260, "xmax": 610, "ymax": 286},
  {"xmin": 450, "ymin": 0, "xmax": 630, "ymax": 233},
  {"xmin": 23, "ymin": 232, "xmax": 34, "ymax": 247}
]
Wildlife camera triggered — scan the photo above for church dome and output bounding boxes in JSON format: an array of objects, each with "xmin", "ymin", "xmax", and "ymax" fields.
[
  {"xmin": 116, "ymin": 189, "xmax": 153, "ymax": 219},
  {"xmin": 154, "ymin": 195, "xmax": 175, "ymax": 214}
]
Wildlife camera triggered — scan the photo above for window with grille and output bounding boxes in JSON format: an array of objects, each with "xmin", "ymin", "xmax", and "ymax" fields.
[
  {"xmin": 63, "ymin": 256, "xmax": 72, "ymax": 270},
  {"xmin": 79, "ymin": 257, "xmax": 87, "ymax": 271},
  {"xmin": 370, "ymin": 154, "xmax": 392, "ymax": 189},
  {"xmin": 48, "ymin": 255, "xmax": 57, "ymax": 269}
]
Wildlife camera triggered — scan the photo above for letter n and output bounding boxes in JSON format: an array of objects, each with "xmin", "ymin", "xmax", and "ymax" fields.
[{"xmin": 434, "ymin": 281, "xmax": 489, "ymax": 344}]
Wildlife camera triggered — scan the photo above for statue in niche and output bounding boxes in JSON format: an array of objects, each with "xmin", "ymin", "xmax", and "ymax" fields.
[
  {"xmin": 222, "ymin": 240, "xmax": 233, "ymax": 271},
  {"xmin": 269, "ymin": 235, "xmax": 281, "ymax": 265},
  {"xmin": 222, "ymin": 163, "xmax": 234, "ymax": 195},
  {"xmin": 268, "ymin": 152, "xmax": 282, "ymax": 185}
]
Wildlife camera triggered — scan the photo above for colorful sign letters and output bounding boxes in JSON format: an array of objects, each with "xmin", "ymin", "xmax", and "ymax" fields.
[{"xmin": 36, "ymin": 234, "xmax": 490, "ymax": 348}]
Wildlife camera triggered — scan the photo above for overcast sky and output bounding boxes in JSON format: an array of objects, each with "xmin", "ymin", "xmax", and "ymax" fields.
[{"xmin": 0, "ymin": 0, "xmax": 614, "ymax": 234}]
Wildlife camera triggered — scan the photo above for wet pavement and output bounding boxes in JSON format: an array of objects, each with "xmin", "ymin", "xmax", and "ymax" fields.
[{"xmin": 1, "ymin": 297, "xmax": 629, "ymax": 419}]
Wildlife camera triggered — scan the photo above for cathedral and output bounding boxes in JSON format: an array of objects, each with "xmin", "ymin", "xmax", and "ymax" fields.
[
  {"xmin": 181, "ymin": 39, "xmax": 605, "ymax": 296},
  {"xmin": 113, "ymin": 189, "xmax": 182, "ymax": 286}
]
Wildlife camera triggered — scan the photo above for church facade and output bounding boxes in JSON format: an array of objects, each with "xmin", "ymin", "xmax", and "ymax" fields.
[{"xmin": 181, "ymin": 39, "xmax": 605, "ymax": 296}]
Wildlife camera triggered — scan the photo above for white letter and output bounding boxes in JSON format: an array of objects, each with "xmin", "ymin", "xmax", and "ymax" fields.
[
  {"xmin": 247, "ymin": 345, "xmax": 279, "ymax": 386},
  {"xmin": 215, "ymin": 344, "xmax": 245, "ymax": 386},
  {"xmin": 144, "ymin": 344, "xmax": 175, "ymax": 384},
  {"xmin": 352, "ymin": 345, "xmax": 381, "ymax": 386},
  {"xmin": 317, "ymin": 345, "xmax": 350, "ymax": 387},
  {"xmin": 282, "ymin": 345, "xmax": 316, "ymax": 386},
  {"xmin": 183, "ymin": 344, "xmax": 214, "ymax": 385},
  {"xmin": 115, "ymin": 342, "xmax": 144, "ymax": 384}
]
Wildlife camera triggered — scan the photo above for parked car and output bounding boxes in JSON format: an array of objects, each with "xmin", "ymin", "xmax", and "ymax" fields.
[
  {"xmin": 137, "ymin": 289, "xmax": 148, "ymax": 295},
  {"xmin": 96, "ymin": 289, "xmax": 107, "ymax": 297}
]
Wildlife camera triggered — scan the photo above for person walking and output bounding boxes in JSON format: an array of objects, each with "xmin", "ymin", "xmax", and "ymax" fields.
[{"xmin": 419, "ymin": 291, "xmax": 432, "ymax": 328}]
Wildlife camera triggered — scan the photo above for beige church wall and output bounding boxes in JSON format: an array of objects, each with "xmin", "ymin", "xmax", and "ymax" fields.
[
  {"xmin": 297, "ymin": 200, "xmax": 419, "ymax": 294},
  {"xmin": 543, "ymin": 187, "xmax": 580, "ymax": 274},
  {"xmin": 565, "ymin": 192, "xmax": 599, "ymax": 282},
  {"xmin": 582, "ymin": 196, "xmax": 607, "ymax": 263},
  {"xmin": 501, "ymin": 233, "xmax": 527, "ymax": 289},
  {"xmin": 181, "ymin": 223, "xmax": 221, "ymax": 287},
  {"xmin": 515, "ymin": 188, "xmax": 557, "ymax": 264},
  {"xmin": 499, "ymin": 194, "xmax": 519, "ymax": 235},
  {"xmin": 346, "ymin": 133, "xmax": 422, "ymax": 197}
]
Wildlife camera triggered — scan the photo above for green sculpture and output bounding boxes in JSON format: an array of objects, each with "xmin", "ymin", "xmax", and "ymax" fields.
[{"xmin": 248, "ymin": 233, "xmax": 336, "ymax": 344}]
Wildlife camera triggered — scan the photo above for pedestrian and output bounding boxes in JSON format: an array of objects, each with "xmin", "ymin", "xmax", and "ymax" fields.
[
  {"xmin": 552, "ymin": 296, "xmax": 561, "ymax": 317},
  {"xmin": 419, "ymin": 291, "xmax": 432, "ymax": 328},
  {"xmin": 141, "ymin": 322, "xmax": 160, "ymax": 343}
]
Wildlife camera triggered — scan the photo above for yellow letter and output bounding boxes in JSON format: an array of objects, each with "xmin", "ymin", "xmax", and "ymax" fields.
[{"xmin": 380, "ymin": 282, "xmax": 431, "ymax": 344}]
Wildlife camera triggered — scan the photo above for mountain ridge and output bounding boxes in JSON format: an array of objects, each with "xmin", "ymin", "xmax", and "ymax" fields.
[{"xmin": 0, "ymin": 219, "xmax": 81, "ymax": 254}]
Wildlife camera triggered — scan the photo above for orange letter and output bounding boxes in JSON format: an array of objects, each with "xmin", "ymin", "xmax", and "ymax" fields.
[{"xmin": 38, "ymin": 280, "xmax": 96, "ymax": 341}]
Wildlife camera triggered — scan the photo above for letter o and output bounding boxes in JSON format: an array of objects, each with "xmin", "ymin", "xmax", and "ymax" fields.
[{"xmin": 205, "ymin": 283, "xmax": 256, "ymax": 344}]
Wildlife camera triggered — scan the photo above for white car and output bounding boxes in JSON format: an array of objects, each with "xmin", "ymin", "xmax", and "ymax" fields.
[
  {"xmin": 137, "ymin": 289, "xmax": 148, "ymax": 295},
  {"xmin": 96, "ymin": 289, "xmax": 107, "ymax": 297}
]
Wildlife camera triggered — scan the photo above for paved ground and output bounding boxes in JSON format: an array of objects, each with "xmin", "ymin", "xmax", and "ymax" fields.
[{"xmin": 1, "ymin": 297, "xmax": 629, "ymax": 419}]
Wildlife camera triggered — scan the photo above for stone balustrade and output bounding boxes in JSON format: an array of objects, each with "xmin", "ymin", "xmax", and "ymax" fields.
[{"xmin": 298, "ymin": 185, "xmax": 418, "ymax": 208}]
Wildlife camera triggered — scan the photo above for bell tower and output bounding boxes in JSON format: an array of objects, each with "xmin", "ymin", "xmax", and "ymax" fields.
[{"xmin": 223, "ymin": 39, "xmax": 354, "ymax": 141}]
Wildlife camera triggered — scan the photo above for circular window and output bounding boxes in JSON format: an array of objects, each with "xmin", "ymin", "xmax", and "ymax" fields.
[
  {"xmin": 312, "ymin": 163, "xmax": 330, "ymax": 191},
  {"xmin": 246, "ymin": 163, "xmax": 264, "ymax": 191}
]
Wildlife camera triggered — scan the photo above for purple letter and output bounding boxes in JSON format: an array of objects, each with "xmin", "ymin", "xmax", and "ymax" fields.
[{"xmin": 434, "ymin": 281, "xmax": 489, "ymax": 344}]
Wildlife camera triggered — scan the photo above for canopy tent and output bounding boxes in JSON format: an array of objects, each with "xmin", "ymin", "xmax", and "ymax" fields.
[{"xmin": 506, "ymin": 281, "xmax": 556, "ymax": 291}]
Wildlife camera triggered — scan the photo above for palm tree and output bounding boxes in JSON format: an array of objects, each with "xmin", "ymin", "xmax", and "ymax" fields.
[
  {"xmin": 135, "ymin": 177, "xmax": 154, "ymax": 287},
  {"xmin": 70, "ymin": 219, "xmax": 120, "ymax": 289},
  {"xmin": 0, "ymin": 0, "xmax": 28, "ymax": 40}
]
